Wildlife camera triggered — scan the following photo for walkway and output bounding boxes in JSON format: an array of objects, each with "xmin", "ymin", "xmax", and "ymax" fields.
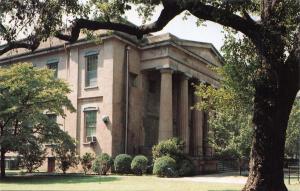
[{"xmin": 168, "ymin": 172, "xmax": 247, "ymax": 184}]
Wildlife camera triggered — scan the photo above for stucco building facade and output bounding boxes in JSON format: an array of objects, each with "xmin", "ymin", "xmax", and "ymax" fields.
[{"xmin": 0, "ymin": 32, "xmax": 222, "ymax": 173}]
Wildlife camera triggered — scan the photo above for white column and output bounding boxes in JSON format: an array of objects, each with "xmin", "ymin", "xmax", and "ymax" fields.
[
  {"xmin": 193, "ymin": 94, "xmax": 204, "ymax": 156},
  {"xmin": 179, "ymin": 74, "xmax": 189, "ymax": 153},
  {"xmin": 158, "ymin": 68, "xmax": 173, "ymax": 141}
]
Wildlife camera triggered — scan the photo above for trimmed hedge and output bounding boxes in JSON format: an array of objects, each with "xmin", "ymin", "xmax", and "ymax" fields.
[
  {"xmin": 114, "ymin": 154, "xmax": 132, "ymax": 174},
  {"xmin": 152, "ymin": 138, "xmax": 196, "ymax": 177},
  {"xmin": 92, "ymin": 153, "xmax": 113, "ymax": 175},
  {"xmin": 153, "ymin": 156, "xmax": 177, "ymax": 177},
  {"xmin": 152, "ymin": 138, "xmax": 184, "ymax": 161},
  {"xmin": 131, "ymin": 155, "xmax": 148, "ymax": 175},
  {"xmin": 177, "ymin": 159, "xmax": 195, "ymax": 177}
]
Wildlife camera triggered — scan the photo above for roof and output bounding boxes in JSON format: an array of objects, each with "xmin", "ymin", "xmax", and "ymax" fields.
[{"xmin": 0, "ymin": 31, "xmax": 224, "ymax": 65}]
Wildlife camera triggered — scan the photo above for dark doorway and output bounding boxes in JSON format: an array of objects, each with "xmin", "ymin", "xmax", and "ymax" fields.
[{"xmin": 47, "ymin": 157, "xmax": 55, "ymax": 173}]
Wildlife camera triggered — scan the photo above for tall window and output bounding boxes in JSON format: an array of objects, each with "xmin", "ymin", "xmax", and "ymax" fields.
[
  {"xmin": 47, "ymin": 62, "xmax": 58, "ymax": 78},
  {"xmin": 47, "ymin": 114, "xmax": 57, "ymax": 122},
  {"xmin": 85, "ymin": 54, "xmax": 98, "ymax": 87},
  {"xmin": 85, "ymin": 110, "xmax": 97, "ymax": 137}
]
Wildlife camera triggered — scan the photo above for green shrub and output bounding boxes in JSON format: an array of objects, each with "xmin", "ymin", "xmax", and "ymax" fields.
[
  {"xmin": 81, "ymin": 153, "xmax": 95, "ymax": 174},
  {"xmin": 53, "ymin": 131, "xmax": 78, "ymax": 174},
  {"xmin": 131, "ymin": 155, "xmax": 148, "ymax": 175},
  {"xmin": 18, "ymin": 141, "xmax": 46, "ymax": 173},
  {"xmin": 152, "ymin": 138, "xmax": 184, "ymax": 161},
  {"xmin": 153, "ymin": 156, "xmax": 177, "ymax": 177},
  {"xmin": 177, "ymin": 159, "xmax": 195, "ymax": 177},
  {"xmin": 114, "ymin": 154, "xmax": 132, "ymax": 174},
  {"xmin": 92, "ymin": 153, "xmax": 113, "ymax": 175}
]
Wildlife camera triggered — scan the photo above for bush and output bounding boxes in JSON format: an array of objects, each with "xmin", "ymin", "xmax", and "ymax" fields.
[
  {"xmin": 131, "ymin": 155, "xmax": 148, "ymax": 175},
  {"xmin": 53, "ymin": 131, "xmax": 78, "ymax": 174},
  {"xmin": 152, "ymin": 138, "xmax": 184, "ymax": 161},
  {"xmin": 114, "ymin": 154, "xmax": 132, "ymax": 174},
  {"xmin": 177, "ymin": 159, "xmax": 195, "ymax": 177},
  {"xmin": 18, "ymin": 141, "xmax": 46, "ymax": 173},
  {"xmin": 92, "ymin": 153, "xmax": 113, "ymax": 175},
  {"xmin": 81, "ymin": 153, "xmax": 95, "ymax": 174},
  {"xmin": 152, "ymin": 138, "xmax": 195, "ymax": 177},
  {"xmin": 153, "ymin": 156, "xmax": 177, "ymax": 177}
]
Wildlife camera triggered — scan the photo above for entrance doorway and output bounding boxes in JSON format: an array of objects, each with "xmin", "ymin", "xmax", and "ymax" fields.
[{"xmin": 47, "ymin": 157, "xmax": 55, "ymax": 173}]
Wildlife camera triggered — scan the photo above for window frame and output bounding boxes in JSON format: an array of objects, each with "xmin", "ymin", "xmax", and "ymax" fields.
[
  {"xmin": 47, "ymin": 58, "xmax": 59, "ymax": 78},
  {"xmin": 84, "ymin": 107, "xmax": 98, "ymax": 139},
  {"xmin": 46, "ymin": 114, "xmax": 57, "ymax": 123},
  {"xmin": 84, "ymin": 52, "xmax": 98, "ymax": 88}
]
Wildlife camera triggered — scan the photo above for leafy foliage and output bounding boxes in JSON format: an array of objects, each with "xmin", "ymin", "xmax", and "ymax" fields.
[
  {"xmin": 177, "ymin": 159, "xmax": 195, "ymax": 177},
  {"xmin": 114, "ymin": 154, "xmax": 132, "ymax": 174},
  {"xmin": 285, "ymin": 100, "xmax": 300, "ymax": 158},
  {"xmin": 92, "ymin": 153, "xmax": 113, "ymax": 175},
  {"xmin": 152, "ymin": 138, "xmax": 184, "ymax": 161},
  {"xmin": 52, "ymin": 131, "xmax": 78, "ymax": 174},
  {"xmin": 18, "ymin": 139, "xmax": 46, "ymax": 173},
  {"xmin": 0, "ymin": 63, "xmax": 75, "ymax": 176},
  {"xmin": 194, "ymin": 32, "xmax": 257, "ymax": 159},
  {"xmin": 195, "ymin": 30, "xmax": 300, "ymax": 159},
  {"xmin": 153, "ymin": 156, "xmax": 177, "ymax": 177},
  {"xmin": 152, "ymin": 138, "xmax": 194, "ymax": 177},
  {"xmin": 80, "ymin": 152, "xmax": 95, "ymax": 175},
  {"xmin": 131, "ymin": 155, "xmax": 148, "ymax": 175}
]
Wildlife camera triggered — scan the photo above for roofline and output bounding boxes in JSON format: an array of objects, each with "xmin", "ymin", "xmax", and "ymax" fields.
[
  {"xmin": 143, "ymin": 33, "xmax": 224, "ymax": 65},
  {"xmin": 141, "ymin": 40, "xmax": 220, "ymax": 67},
  {"xmin": 0, "ymin": 32, "xmax": 223, "ymax": 66},
  {"xmin": 174, "ymin": 39, "xmax": 224, "ymax": 64},
  {"xmin": 0, "ymin": 33, "xmax": 140, "ymax": 64}
]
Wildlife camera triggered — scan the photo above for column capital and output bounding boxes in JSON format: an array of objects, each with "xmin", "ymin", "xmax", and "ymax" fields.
[
  {"xmin": 159, "ymin": 68, "xmax": 174, "ymax": 74},
  {"xmin": 182, "ymin": 72, "xmax": 192, "ymax": 80}
]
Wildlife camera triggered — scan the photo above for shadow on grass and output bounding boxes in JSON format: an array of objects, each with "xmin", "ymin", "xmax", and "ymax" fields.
[
  {"xmin": 0, "ymin": 175, "xmax": 120, "ymax": 184},
  {"xmin": 209, "ymin": 190, "xmax": 239, "ymax": 191}
]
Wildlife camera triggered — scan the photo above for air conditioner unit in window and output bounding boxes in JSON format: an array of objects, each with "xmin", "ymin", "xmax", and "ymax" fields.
[{"xmin": 86, "ymin": 136, "xmax": 97, "ymax": 143}]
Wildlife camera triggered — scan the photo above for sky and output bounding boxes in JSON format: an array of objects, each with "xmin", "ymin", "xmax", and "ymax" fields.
[
  {"xmin": 0, "ymin": 4, "xmax": 225, "ymax": 51},
  {"xmin": 125, "ymin": 6, "xmax": 225, "ymax": 51}
]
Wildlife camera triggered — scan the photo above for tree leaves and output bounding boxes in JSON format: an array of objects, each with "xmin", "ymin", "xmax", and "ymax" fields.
[{"xmin": 0, "ymin": 63, "xmax": 75, "ymax": 154}]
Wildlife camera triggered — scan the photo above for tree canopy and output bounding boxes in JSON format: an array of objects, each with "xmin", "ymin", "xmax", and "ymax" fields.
[
  {"xmin": 0, "ymin": 63, "xmax": 75, "ymax": 177},
  {"xmin": 195, "ymin": 30, "xmax": 300, "ymax": 159},
  {"xmin": 0, "ymin": 1, "xmax": 299, "ymax": 61},
  {"xmin": 1, "ymin": 0, "xmax": 299, "ymax": 190}
]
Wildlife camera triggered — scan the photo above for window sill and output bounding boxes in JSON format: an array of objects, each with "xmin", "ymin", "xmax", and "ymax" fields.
[
  {"xmin": 84, "ymin": 86, "xmax": 98, "ymax": 90},
  {"xmin": 83, "ymin": 142, "xmax": 96, "ymax": 146},
  {"xmin": 44, "ymin": 143, "xmax": 57, "ymax": 147}
]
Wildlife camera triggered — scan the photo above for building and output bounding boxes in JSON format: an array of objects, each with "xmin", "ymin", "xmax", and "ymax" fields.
[{"xmin": 0, "ymin": 31, "xmax": 222, "ymax": 173}]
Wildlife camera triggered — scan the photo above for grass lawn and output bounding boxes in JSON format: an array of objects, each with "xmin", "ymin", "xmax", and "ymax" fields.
[{"xmin": 0, "ymin": 175, "xmax": 299, "ymax": 191}]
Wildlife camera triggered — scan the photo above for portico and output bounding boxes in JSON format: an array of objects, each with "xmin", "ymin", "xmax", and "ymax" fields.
[
  {"xmin": 153, "ymin": 68, "xmax": 206, "ymax": 155},
  {"xmin": 136, "ymin": 34, "xmax": 221, "ymax": 159}
]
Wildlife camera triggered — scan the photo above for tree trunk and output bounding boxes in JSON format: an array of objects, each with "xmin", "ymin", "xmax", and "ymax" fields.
[
  {"xmin": 0, "ymin": 148, "xmax": 5, "ymax": 178},
  {"xmin": 243, "ymin": 65, "xmax": 298, "ymax": 190}
]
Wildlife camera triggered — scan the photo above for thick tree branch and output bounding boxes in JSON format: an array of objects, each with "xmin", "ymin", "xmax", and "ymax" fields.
[
  {"xmin": 0, "ymin": 36, "xmax": 40, "ymax": 55},
  {"xmin": 185, "ymin": 1, "xmax": 261, "ymax": 41},
  {"xmin": 0, "ymin": 23, "xmax": 7, "ymax": 35},
  {"xmin": 262, "ymin": 0, "xmax": 280, "ymax": 19},
  {"xmin": 56, "ymin": 4, "xmax": 183, "ymax": 43},
  {"xmin": 0, "ymin": 4, "xmax": 182, "ymax": 55}
]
